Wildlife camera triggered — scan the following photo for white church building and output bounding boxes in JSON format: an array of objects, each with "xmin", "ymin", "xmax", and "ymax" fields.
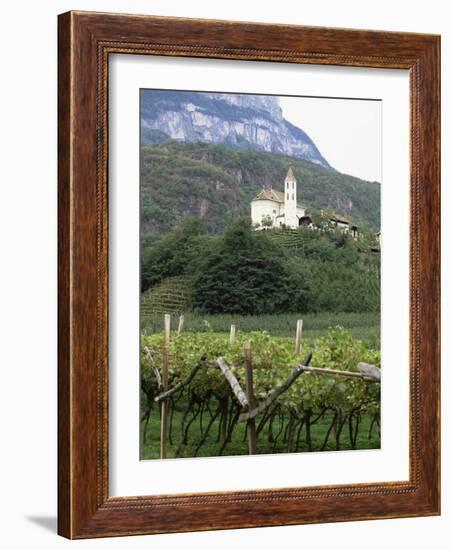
[{"xmin": 251, "ymin": 167, "xmax": 306, "ymax": 229}]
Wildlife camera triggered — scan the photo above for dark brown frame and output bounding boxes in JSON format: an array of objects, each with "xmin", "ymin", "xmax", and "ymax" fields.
[{"xmin": 58, "ymin": 10, "xmax": 440, "ymax": 539}]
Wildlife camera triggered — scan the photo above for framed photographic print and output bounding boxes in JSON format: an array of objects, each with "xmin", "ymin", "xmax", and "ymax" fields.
[{"xmin": 58, "ymin": 11, "xmax": 440, "ymax": 538}]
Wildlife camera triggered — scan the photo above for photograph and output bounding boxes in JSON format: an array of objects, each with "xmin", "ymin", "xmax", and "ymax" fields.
[
  {"xmin": 139, "ymin": 89, "xmax": 382, "ymax": 460},
  {"xmin": 0, "ymin": 0, "xmax": 444, "ymax": 544}
]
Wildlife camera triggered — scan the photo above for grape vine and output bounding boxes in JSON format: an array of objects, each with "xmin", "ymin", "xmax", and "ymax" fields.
[{"xmin": 141, "ymin": 327, "xmax": 380, "ymax": 457}]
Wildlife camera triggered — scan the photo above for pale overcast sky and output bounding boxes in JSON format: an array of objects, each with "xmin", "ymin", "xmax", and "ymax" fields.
[{"xmin": 280, "ymin": 96, "xmax": 382, "ymax": 183}]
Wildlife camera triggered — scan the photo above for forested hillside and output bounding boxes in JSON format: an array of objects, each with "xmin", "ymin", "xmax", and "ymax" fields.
[
  {"xmin": 141, "ymin": 217, "xmax": 380, "ymax": 315},
  {"xmin": 140, "ymin": 141, "xmax": 380, "ymax": 245}
]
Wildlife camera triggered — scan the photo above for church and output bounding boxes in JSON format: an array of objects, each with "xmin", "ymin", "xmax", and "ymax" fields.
[{"xmin": 251, "ymin": 167, "xmax": 307, "ymax": 229}]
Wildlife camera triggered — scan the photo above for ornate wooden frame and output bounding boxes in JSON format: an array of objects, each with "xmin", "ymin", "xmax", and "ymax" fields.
[{"xmin": 58, "ymin": 11, "xmax": 440, "ymax": 538}]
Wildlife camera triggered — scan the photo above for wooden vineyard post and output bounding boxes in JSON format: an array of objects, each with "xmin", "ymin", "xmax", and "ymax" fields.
[
  {"xmin": 295, "ymin": 319, "xmax": 303, "ymax": 355},
  {"xmin": 219, "ymin": 395, "xmax": 229, "ymax": 445},
  {"xmin": 177, "ymin": 314, "xmax": 184, "ymax": 335},
  {"xmin": 244, "ymin": 341, "xmax": 257, "ymax": 454},
  {"xmin": 160, "ymin": 314, "xmax": 171, "ymax": 458},
  {"xmin": 229, "ymin": 324, "xmax": 236, "ymax": 345}
]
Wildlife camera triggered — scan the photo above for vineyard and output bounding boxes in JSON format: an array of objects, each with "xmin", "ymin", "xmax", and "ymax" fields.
[
  {"xmin": 140, "ymin": 322, "xmax": 381, "ymax": 459},
  {"xmin": 266, "ymin": 228, "xmax": 308, "ymax": 249},
  {"xmin": 142, "ymin": 310, "xmax": 380, "ymax": 346},
  {"xmin": 141, "ymin": 276, "xmax": 190, "ymax": 317}
]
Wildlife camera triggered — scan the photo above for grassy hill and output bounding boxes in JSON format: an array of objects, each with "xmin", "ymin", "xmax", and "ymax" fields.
[{"xmin": 140, "ymin": 141, "xmax": 380, "ymax": 244}]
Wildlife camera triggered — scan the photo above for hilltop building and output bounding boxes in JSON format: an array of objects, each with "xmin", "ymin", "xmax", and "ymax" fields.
[
  {"xmin": 251, "ymin": 167, "xmax": 306, "ymax": 229},
  {"xmin": 326, "ymin": 212, "xmax": 359, "ymax": 239},
  {"xmin": 251, "ymin": 167, "xmax": 360, "ymax": 239}
]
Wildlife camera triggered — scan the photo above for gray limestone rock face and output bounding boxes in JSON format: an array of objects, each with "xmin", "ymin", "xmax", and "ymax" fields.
[{"xmin": 141, "ymin": 90, "xmax": 330, "ymax": 168}]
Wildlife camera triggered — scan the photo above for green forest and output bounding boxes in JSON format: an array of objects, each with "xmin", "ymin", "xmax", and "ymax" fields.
[
  {"xmin": 141, "ymin": 216, "xmax": 380, "ymax": 321},
  {"xmin": 140, "ymin": 141, "xmax": 380, "ymax": 248}
]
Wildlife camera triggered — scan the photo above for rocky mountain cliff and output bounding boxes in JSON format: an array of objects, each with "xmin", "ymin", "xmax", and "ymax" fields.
[{"xmin": 140, "ymin": 90, "xmax": 330, "ymax": 168}]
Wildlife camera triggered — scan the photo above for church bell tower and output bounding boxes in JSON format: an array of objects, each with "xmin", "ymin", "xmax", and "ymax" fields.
[{"xmin": 284, "ymin": 167, "xmax": 298, "ymax": 228}]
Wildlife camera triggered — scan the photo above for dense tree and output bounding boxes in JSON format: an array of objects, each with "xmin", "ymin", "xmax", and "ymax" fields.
[
  {"xmin": 141, "ymin": 216, "xmax": 207, "ymax": 292},
  {"xmin": 141, "ymin": 216, "xmax": 380, "ymax": 315},
  {"xmin": 191, "ymin": 218, "xmax": 293, "ymax": 315}
]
